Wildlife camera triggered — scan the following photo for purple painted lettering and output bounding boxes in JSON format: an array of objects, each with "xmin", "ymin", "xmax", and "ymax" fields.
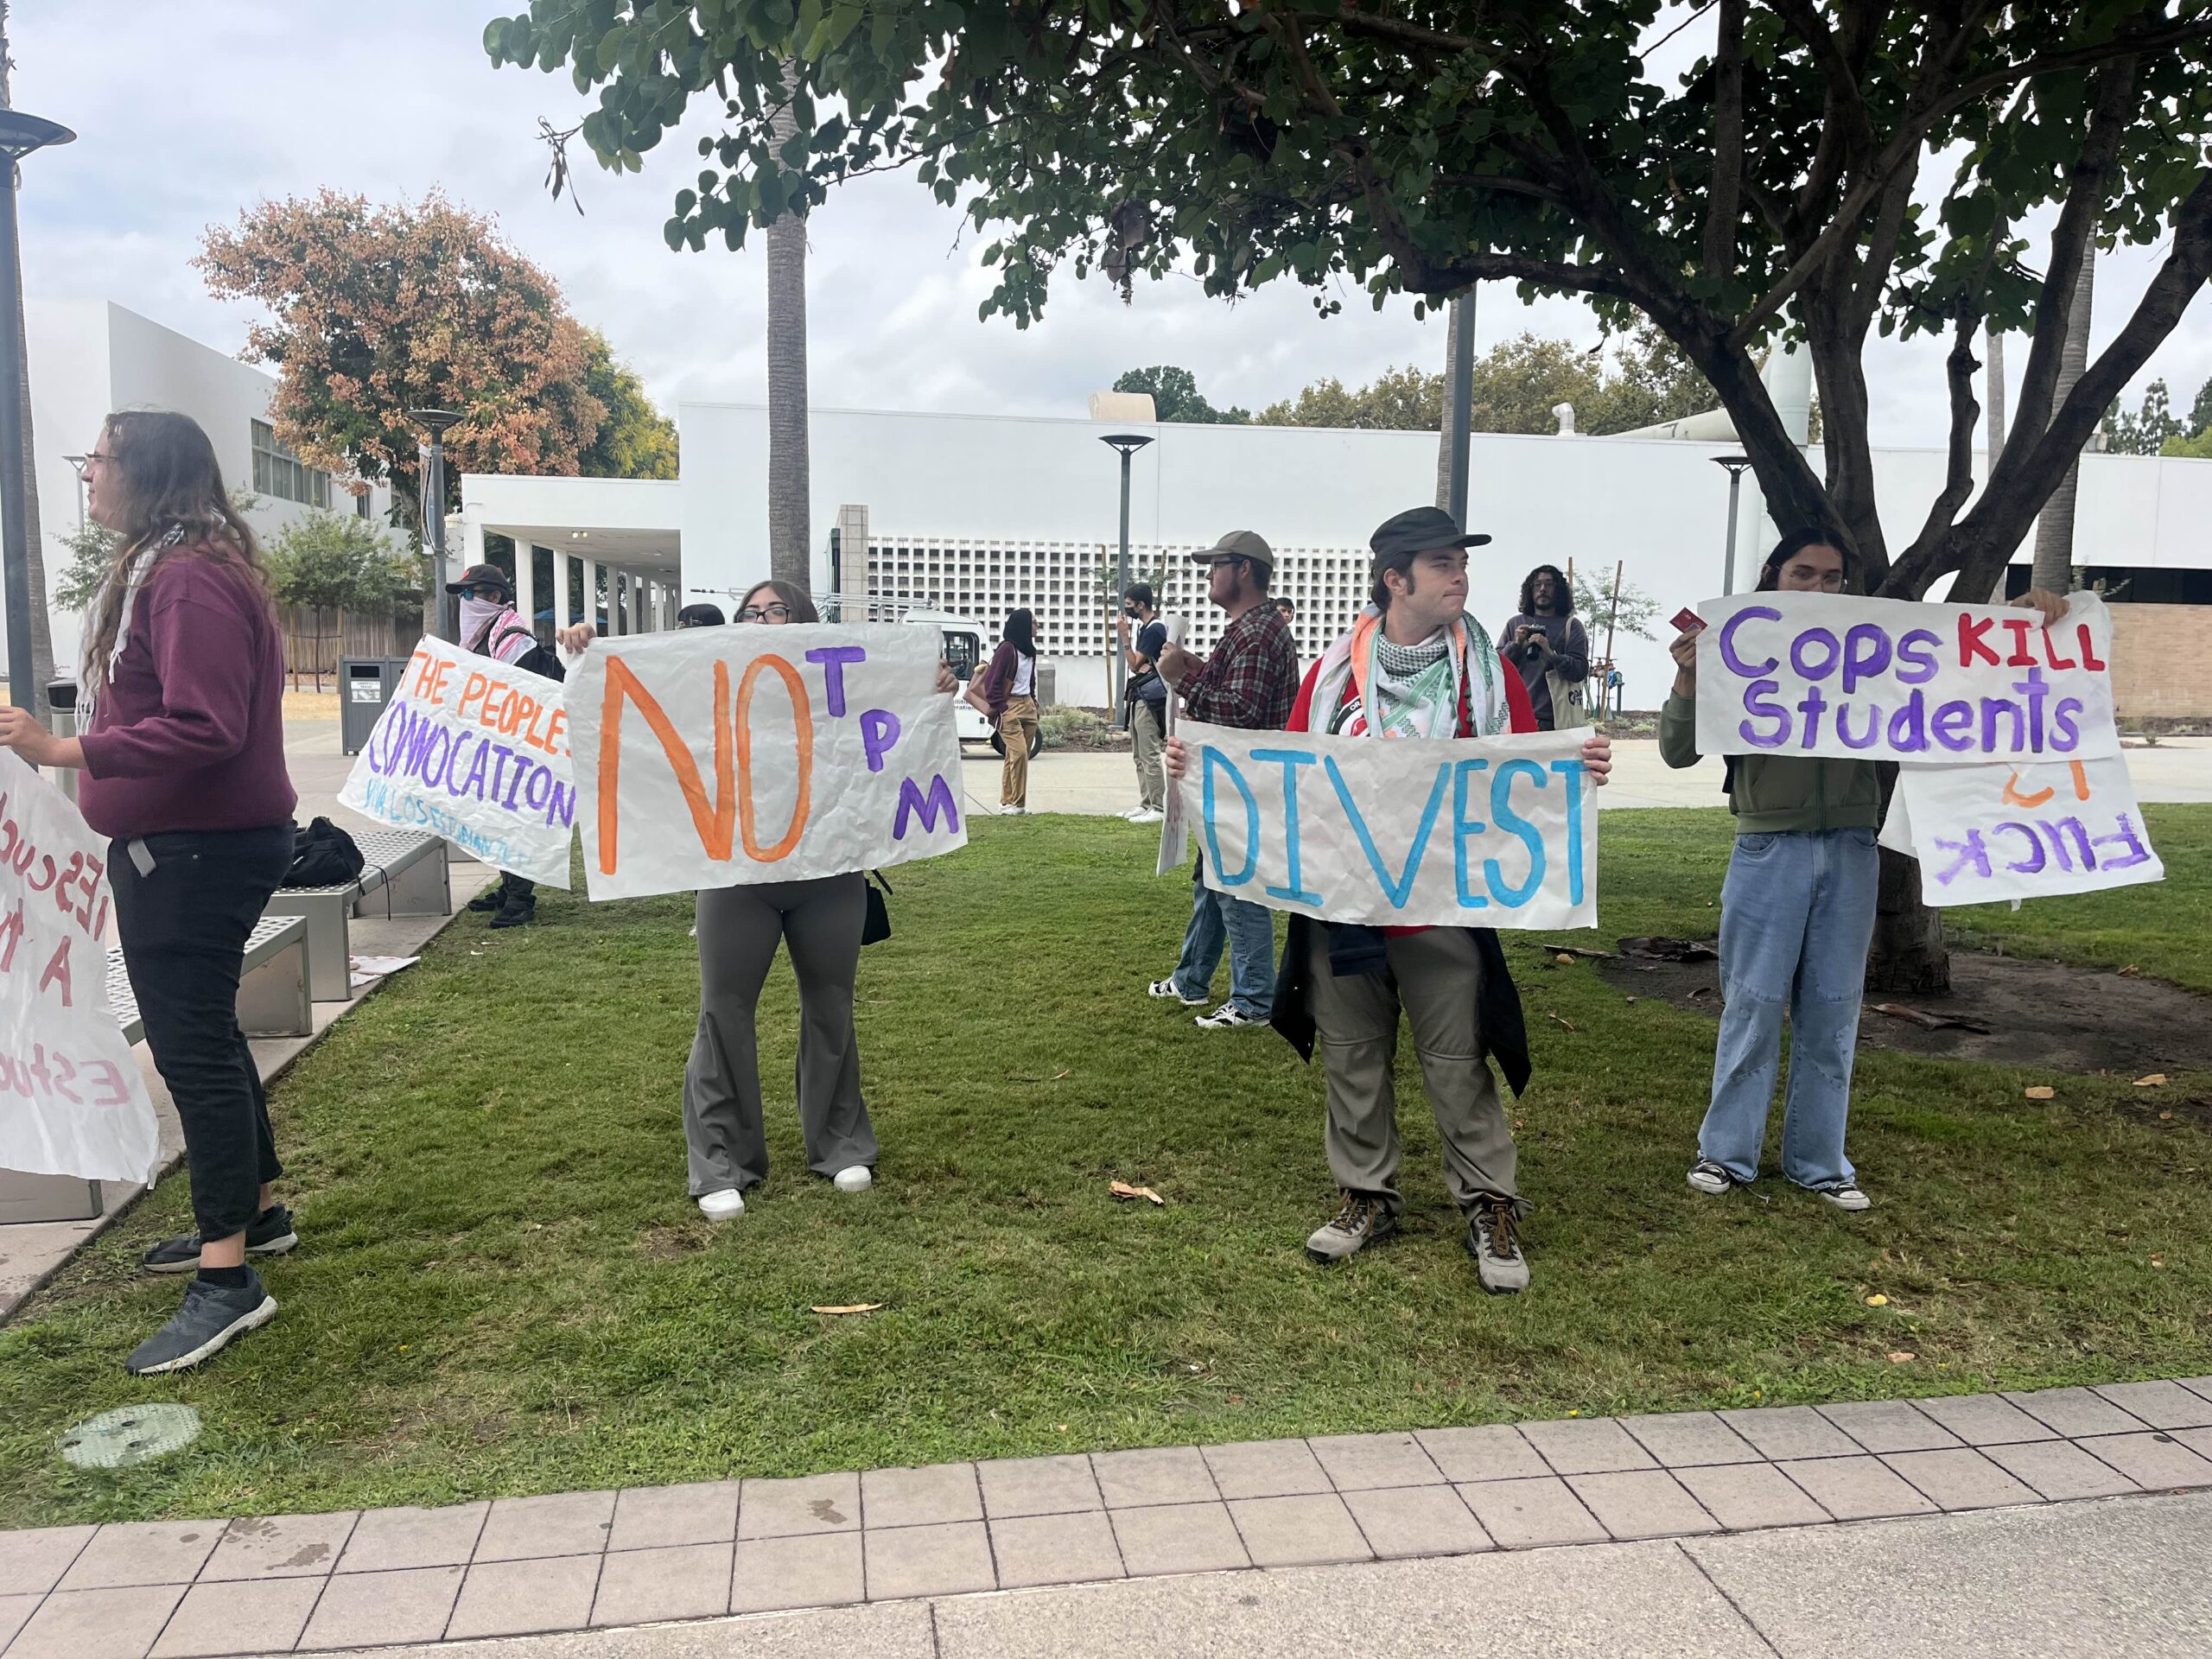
[
  {"xmin": 860, "ymin": 709, "xmax": 902, "ymax": 773},
  {"xmin": 1717, "ymin": 606, "xmax": 1780, "ymax": 677},
  {"xmin": 804, "ymin": 645, "xmax": 868, "ymax": 718},
  {"xmin": 1739, "ymin": 679, "xmax": 1789, "ymax": 747},
  {"xmin": 1895, "ymin": 628, "xmax": 1942, "ymax": 685}
]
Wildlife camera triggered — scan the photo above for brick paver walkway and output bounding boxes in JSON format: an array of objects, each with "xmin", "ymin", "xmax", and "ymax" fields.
[{"xmin": 4, "ymin": 1381, "xmax": 2211, "ymax": 1658}]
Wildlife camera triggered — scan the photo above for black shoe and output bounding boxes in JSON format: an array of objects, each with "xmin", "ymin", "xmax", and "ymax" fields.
[
  {"xmin": 489, "ymin": 898, "xmax": 537, "ymax": 930},
  {"xmin": 467, "ymin": 887, "xmax": 505, "ymax": 912},
  {"xmin": 143, "ymin": 1205, "xmax": 299, "ymax": 1275},
  {"xmin": 125, "ymin": 1271, "xmax": 278, "ymax": 1376}
]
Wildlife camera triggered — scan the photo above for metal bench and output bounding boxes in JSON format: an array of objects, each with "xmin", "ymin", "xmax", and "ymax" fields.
[
  {"xmin": 106, "ymin": 913, "xmax": 314, "ymax": 1046},
  {"xmin": 0, "ymin": 914, "xmax": 315, "ymax": 1230},
  {"xmin": 264, "ymin": 829, "xmax": 452, "ymax": 1001}
]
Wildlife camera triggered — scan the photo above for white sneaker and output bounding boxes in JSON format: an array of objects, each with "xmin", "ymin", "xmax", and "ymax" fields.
[
  {"xmin": 1195, "ymin": 1003, "xmax": 1265, "ymax": 1029},
  {"xmin": 1148, "ymin": 978, "xmax": 1209, "ymax": 1006},
  {"xmin": 1686, "ymin": 1160, "xmax": 1737, "ymax": 1196},
  {"xmin": 1001, "ymin": 804, "xmax": 1027, "ymax": 817},
  {"xmin": 1128, "ymin": 809, "xmax": 1165, "ymax": 824},
  {"xmin": 698, "ymin": 1189, "xmax": 746, "ymax": 1221},
  {"xmin": 833, "ymin": 1166, "xmax": 874, "ymax": 1193},
  {"xmin": 1815, "ymin": 1180, "xmax": 1872, "ymax": 1211}
]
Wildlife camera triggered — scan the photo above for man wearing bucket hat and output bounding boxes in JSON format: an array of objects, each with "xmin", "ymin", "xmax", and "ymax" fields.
[
  {"xmin": 1149, "ymin": 531, "xmax": 1300, "ymax": 1028},
  {"xmin": 1168, "ymin": 506, "xmax": 1612, "ymax": 1293},
  {"xmin": 447, "ymin": 562, "xmax": 567, "ymax": 928}
]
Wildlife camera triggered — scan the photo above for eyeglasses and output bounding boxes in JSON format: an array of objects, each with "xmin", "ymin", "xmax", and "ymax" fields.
[
  {"xmin": 738, "ymin": 604, "xmax": 793, "ymax": 622},
  {"xmin": 84, "ymin": 451, "xmax": 117, "ymax": 467}
]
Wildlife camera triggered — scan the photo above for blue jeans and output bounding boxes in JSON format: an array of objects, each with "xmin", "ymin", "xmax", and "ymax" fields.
[
  {"xmin": 1700, "ymin": 827, "xmax": 1879, "ymax": 1190},
  {"xmin": 1172, "ymin": 861, "xmax": 1278, "ymax": 1016}
]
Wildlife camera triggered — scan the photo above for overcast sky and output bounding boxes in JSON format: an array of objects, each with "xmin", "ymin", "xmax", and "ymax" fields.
[{"xmin": 14, "ymin": 3, "xmax": 2211, "ymax": 446}]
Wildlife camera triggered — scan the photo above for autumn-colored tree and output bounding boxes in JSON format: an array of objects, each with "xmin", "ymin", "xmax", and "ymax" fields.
[{"xmin": 196, "ymin": 190, "xmax": 607, "ymax": 525}]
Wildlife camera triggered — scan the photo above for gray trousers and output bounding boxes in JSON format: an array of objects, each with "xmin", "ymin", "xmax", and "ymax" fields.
[
  {"xmin": 683, "ymin": 873, "xmax": 878, "ymax": 1194},
  {"xmin": 1307, "ymin": 924, "xmax": 1522, "ymax": 1219},
  {"xmin": 1130, "ymin": 698, "xmax": 1166, "ymax": 811}
]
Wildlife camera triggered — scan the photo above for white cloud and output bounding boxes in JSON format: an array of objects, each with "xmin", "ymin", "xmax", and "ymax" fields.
[{"xmin": 13, "ymin": 2, "xmax": 2208, "ymax": 446}]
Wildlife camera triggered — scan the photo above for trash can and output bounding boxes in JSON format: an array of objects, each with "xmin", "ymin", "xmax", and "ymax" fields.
[{"xmin": 340, "ymin": 657, "xmax": 411, "ymax": 754}]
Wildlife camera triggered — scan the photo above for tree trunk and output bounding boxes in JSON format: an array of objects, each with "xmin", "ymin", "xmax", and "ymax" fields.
[
  {"xmin": 1433, "ymin": 293, "xmax": 1471, "ymax": 512},
  {"xmin": 1984, "ymin": 327, "xmax": 2005, "ymax": 464},
  {"xmin": 765, "ymin": 61, "xmax": 811, "ymax": 593},
  {"xmin": 0, "ymin": 4, "xmax": 54, "ymax": 714},
  {"xmin": 2030, "ymin": 249, "xmax": 2094, "ymax": 593},
  {"xmin": 1867, "ymin": 845, "xmax": 1948, "ymax": 995}
]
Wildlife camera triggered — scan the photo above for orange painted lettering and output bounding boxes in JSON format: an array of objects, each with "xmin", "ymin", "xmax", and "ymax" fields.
[
  {"xmin": 736, "ymin": 653, "xmax": 812, "ymax": 861},
  {"xmin": 597, "ymin": 656, "xmax": 734, "ymax": 872}
]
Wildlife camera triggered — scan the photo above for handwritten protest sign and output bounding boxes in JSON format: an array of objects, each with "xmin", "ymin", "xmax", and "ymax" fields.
[
  {"xmin": 340, "ymin": 636, "xmax": 576, "ymax": 887},
  {"xmin": 1694, "ymin": 591, "xmax": 2118, "ymax": 764},
  {"xmin": 0, "ymin": 751, "xmax": 159, "ymax": 1184},
  {"xmin": 1881, "ymin": 757, "xmax": 2163, "ymax": 906},
  {"xmin": 567, "ymin": 623, "xmax": 965, "ymax": 901},
  {"xmin": 1174, "ymin": 721, "xmax": 1597, "ymax": 929}
]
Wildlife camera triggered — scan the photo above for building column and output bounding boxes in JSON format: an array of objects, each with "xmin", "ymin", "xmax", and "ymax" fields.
[
  {"xmin": 582, "ymin": 556, "xmax": 600, "ymax": 634},
  {"xmin": 552, "ymin": 549, "xmax": 572, "ymax": 637},
  {"xmin": 516, "ymin": 544, "xmax": 537, "ymax": 639},
  {"xmin": 630, "ymin": 575, "xmax": 646, "ymax": 634}
]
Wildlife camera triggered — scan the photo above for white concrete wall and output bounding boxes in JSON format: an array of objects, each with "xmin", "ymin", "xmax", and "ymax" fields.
[
  {"xmin": 679, "ymin": 404, "xmax": 2212, "ymax": 707},
  {"xmin": 20, "ymin": 301, "xmax": 396, "ymax": 675}
]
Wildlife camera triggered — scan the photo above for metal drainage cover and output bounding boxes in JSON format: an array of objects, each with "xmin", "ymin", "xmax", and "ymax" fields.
[{"xmin": 60, "ymin": 1404, "xmax": 202, "ymax": 1470}]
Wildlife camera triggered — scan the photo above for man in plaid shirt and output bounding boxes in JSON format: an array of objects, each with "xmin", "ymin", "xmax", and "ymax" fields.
[{"xmin": 1152, "ymin": 531, "xmax": 1299, "ymax": 1028}]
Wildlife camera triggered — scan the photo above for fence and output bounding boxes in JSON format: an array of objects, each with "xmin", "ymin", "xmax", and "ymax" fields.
[{"xmin": 280, "ymin": 605, "xmax": 424, "ymax": 690}]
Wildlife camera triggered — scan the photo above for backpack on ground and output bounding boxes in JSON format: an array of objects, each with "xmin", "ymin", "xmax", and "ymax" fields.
[{"xmin": 287, "ymin": 817, "xmax": 365, "ymax": 887}]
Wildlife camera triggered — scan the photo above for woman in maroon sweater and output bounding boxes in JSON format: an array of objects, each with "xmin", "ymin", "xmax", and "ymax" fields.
[{"xmin": 0, "ymin": 410, "xmax": 297, "ymax": 1376}]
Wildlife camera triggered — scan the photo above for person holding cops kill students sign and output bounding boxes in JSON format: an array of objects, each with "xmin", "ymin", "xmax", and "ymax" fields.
[
  {"xmin": 1168, "ymin": 506, "xmax": 1612, "ymax": 1294},
  {"xmin": 1662, "ymin": 530, "xmax": 2069, "ymax": 1212},
  {"xmin": 557, "ymin": 585, "xmax": 959, "ymax": 1220}
]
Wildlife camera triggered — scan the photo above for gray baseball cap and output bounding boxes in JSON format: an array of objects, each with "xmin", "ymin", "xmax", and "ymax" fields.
[{"xmin": 1192, "ymin": 530, "xmax": 1274, "ymax": 570}]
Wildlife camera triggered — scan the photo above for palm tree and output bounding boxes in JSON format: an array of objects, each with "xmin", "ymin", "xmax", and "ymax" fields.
[
  {"xmin": 1, "ymin": 3, "xmax": 54, "ymax": 715},
  {"xmin": 765, "ymin": 60, "xmax": 810, "ymax": 593},
  {"xmin": 2029, "ymin": 250, "xmax": 2095, "ymax": 594}
]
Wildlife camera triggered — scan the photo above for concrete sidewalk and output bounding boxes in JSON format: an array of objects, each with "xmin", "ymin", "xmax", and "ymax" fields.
[{"xmin": 4, "ymin": 1382, "xmax": 2210, "ymax": 1657}]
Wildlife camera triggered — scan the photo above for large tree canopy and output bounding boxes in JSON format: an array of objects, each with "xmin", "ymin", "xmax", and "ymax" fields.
[{"xmin": 486, "ymin": 2, "xmax": 2212, "ymax": 602}]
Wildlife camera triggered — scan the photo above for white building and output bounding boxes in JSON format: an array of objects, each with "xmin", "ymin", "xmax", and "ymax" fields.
[
  {"xmin": 471, "ymin": 399, "xmax": 2212, "ymax": 711},
  {"xmin": 16, "ymin": 299, "xmax": 395, "ymax": 678}
]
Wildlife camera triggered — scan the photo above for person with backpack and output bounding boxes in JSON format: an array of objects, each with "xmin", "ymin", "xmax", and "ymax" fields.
[
  {"xmin": 965, "ymin": 607, "xmax": 1044, "ymax": 816},
  {"xmin": 0, "ymin": 410, "xmax": 298, "ymax": 1375},
  {"xmin": 448, "ymin": 563, "xmax": 567, "ymax": 928},
  {"xmin": 1500, "ymin": 563, "xmax": 1589, "ymax": 732},
  {"xmin": 1118, "ymin": 583, "xmax": 1169, "ymax": 824}
]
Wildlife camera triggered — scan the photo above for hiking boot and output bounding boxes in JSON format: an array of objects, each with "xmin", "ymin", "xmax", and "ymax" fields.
[
  {"xmin": 467, "ymin": 881, "xmax": 508, "ymax": 913},
  {"xmin": 125, "ymin": 1270, "xmax": 278, "ymax": 1376},
  {"xmin": 1685, "ymin": 1160, "xmax": 1738, "ymax": 1197},
  {"xmin": 1148, "ymin": 979, "xmax": 1209, "ymax": 1006},
  {"xmin": 143, "ymin": 1205, "xmax": 299, "ymax": 1274},
  {"xmin": 489, "ymin": 896, "xmax": 537, "ymax": 930},
  {"xmin": 1305, "ymin": 1193, "xmax": 1397, "ymax": 1263},
  {"xmin": 1814, "ymin": 1179, "xmax": 1872, "ymax": 1212},
  {"xmin": 1466, "ymin": 1196, "xmax": 1530, "ymax": 1294},
  {"xmin": 1195, "ymin": 1003, "xmax": 1264, "ymax": 1030}
]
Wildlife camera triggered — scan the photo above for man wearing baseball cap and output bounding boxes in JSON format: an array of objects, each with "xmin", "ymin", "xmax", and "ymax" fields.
[
  {"xmin": 1148, "ymin": 530, "xmax": 1300, "ymax": 1029},
  {"xmin": 1173, "ymin": 506, "xmax": 1612, "ymax": 1293},
  {"xmin": 446, "ymin": 563, "xmax": 567, "ymax": 928}
]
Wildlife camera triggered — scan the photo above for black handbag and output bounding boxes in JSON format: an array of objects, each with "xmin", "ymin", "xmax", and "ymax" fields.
[
  {"xmin": 286, "ymin": 817, "xmax": 365, "ymax": 887},
  {"xmin": 861, "ymin": 871, "xmax": 894, "ymax": 945}
]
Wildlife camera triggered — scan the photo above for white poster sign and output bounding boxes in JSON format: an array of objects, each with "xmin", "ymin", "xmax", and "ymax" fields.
[
  {"xmin": 566, "ymin": 624, "xmax": 967, "ymax": 901},
  {"xmin": 1174, "ymin": 721, "xmax": 1598, "ymax": 929},
  {"xmin": 0, "ymin": 751, "xmax": 160, "ymax": 1184},
  {"xmin": 1694, "ymin": 590, "xmax": 2118, "ymax": 764},
  {"xmin": 1881, "ymin": 756, "xmax": 2163, "ymax": 906},
  {"xmin": 340, "ymin": 637, "xmax": 576, "ymax": 887}
]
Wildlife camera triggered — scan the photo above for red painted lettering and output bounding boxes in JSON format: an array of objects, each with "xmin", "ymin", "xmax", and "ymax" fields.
[
  {"xmin": 2041, "ymin": 626, "xmax": 2076, "ymax": 671},
  {"xmin": 2001, "ymin": 617, "xmax": 2036, "ymax": 665},
  {"xmin": 1957, "ymin": 615, "xmax": 1999, "ymax": 666},
  {"xmin": 2075, "ymin": 624, "xmax": 2107, "ymax": 672},
  {"xmin": 37, "ymin": 937, "xmax": 73, "ymax": 1006},
  {"xmin": 0, "ymin": 899, "xmax": 22, "ymax": 973}
]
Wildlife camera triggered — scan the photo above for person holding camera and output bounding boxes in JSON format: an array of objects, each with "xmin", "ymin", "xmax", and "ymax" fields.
[
  {"xmin": 1499, "ymin": 564, "xmax": 1589, "ymax": 731},
  {"xmin": 1118, "ymin": 583, "xmax": 1169, "ymax": 825}
]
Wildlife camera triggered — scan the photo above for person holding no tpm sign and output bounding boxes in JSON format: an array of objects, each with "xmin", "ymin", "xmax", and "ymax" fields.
[{"xmin": 1663, "ymin": 531, "xmax": 2069, "ymax": 1212}]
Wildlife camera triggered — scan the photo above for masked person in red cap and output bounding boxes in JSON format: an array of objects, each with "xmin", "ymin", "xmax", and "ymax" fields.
[
  {"xmin": 448, "ymin": 562, "xmax": 567, "ymax": 928},
  {"xmin": 1172, "ymin": 507, "xmax": 1611, "ymax": 1293},
  {"xmin": 1152, "ymin": 531, "xmax": 1300, "ymax": 1028}
]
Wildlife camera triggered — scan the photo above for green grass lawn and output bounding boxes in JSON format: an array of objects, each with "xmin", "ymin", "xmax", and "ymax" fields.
[{"xmin": 3, "ymin": 806, "xmax": 2207, "ymax": 1527}]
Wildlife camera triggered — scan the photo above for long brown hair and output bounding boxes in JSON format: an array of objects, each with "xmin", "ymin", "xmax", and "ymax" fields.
[
  {"xmin": 738, "ymin": 579, "xmax": 818, "ymax": 623},
  {"xmin": 81, "ymin": 410, "xmax": 268, "ymax": 680}
]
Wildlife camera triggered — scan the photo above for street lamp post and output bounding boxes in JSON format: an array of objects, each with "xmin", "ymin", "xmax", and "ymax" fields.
[
  {"xmin": 409, "ymin": 409, "xmax": 461, "ymax": 640},
  {"xmin": 1713, "ymin": 455, "xmax": 1754, "ymax": 596},
  {"xmin": 1100, "ymin": 432, "xmax": 1153, "ymax": 709},
  {"xmin": 0, "ymin": 110, "xmax": 73, "ymax": 724},
  {"xmin": 63, "ymin": 454, "xmax": 86, "ymax": 531}
]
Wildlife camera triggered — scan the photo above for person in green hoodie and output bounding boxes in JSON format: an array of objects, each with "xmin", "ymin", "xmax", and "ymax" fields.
[{"xmin": 1662, "ymin": 531, "xmax": 2064, "ymax": 1211}]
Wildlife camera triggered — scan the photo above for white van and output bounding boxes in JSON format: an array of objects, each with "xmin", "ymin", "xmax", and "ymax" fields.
[{"xmin": 899, "ymin": 607, "xmax": 1000, "ymax": 749}]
